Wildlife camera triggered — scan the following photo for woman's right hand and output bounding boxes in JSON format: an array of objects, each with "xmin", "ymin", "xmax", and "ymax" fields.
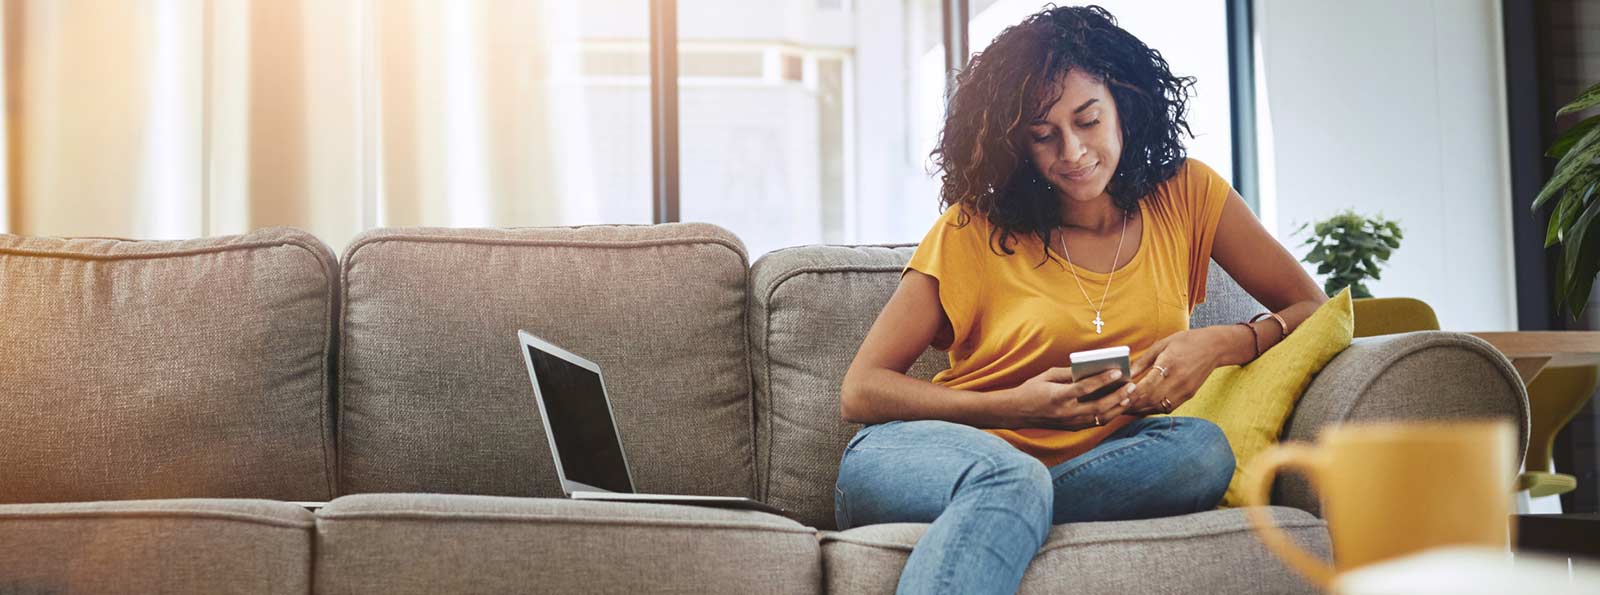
[{"xmin": 999, "ymin": 367, "xmax": 1135, "ymax": 430}]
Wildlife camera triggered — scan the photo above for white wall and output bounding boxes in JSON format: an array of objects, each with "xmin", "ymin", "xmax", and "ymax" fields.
[{"xmin": 1256, "ymin": 0, "xmax": 1517, "ymax": 331}]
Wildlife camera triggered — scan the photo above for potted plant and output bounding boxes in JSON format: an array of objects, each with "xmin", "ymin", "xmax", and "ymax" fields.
[
  {"xmin": 1534, "ymin": 81, "xmax": 1600, "ymax": 319},
  {"xmin": 1296, "ymin": 210, "xmax": 1403, "ymax": 299}
]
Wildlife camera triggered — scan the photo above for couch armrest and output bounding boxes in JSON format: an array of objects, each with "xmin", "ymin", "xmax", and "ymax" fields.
[{"xmin": 1272, "ymin": 331, "xmax": 1530, "ymax": 516}]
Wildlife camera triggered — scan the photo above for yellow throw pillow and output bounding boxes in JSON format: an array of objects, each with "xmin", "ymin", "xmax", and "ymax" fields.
[{"xmin": 1166, "ymin": 289, "xmax": 1354, "ymax": 507}]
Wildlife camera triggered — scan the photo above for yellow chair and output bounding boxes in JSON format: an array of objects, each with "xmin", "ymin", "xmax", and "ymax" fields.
[
  {"xmin": 1351, "ymin": 296, "xmax": 1591, "ymax": 500},
  {"xmin": 1516, "ymin": 365, "xmax": 1596, "ymax": 498},
  {"xmin": 1352, "ymin": 297, "xmax": 1440, "ymax": 337}
]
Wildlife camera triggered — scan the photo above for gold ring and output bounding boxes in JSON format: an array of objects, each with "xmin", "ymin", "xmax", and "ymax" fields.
[
  {"xmin": 1153, "ymin": 365, "xmax": 1169, "ymax": 377},
  {"xmin": 1161, "ymin": 398, "xmax": 1174, "ymax": 412},
  {"xmin": 1093, "ymin": 415, "xmax": 1101, "ymax": 426}
]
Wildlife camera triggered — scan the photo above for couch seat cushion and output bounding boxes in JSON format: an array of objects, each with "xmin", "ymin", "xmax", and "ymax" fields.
[
  {"xmin": 821, "ymin": 506, "xmax": 1328, "ymax": 594},
  {"xmin": 314, "ymin": 494, "xmax": 820, "ymax": 594},
  {"xmin": 0, "ymin": 499, "xmax": 314, "ymax": 594}
]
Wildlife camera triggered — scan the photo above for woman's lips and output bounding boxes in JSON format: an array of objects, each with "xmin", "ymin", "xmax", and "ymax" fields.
[{"xmin": 1061, "ymin": 162, "xmax": 1098, "ymax": 182}]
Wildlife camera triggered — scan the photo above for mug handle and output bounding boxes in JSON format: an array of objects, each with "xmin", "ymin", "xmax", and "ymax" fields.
[{"xmin": 1243, "ymin": 443, "xmax": 1336, "ymax": 590}]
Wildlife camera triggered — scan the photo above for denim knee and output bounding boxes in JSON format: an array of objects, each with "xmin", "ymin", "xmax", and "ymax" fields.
[
  {"xmin": 970, "ymin": 452, "xmax": 1055, "ymax": 538},
  {"xmin": 1174, "ymin": 418, "xmax": 1236, "ymax": 505}
]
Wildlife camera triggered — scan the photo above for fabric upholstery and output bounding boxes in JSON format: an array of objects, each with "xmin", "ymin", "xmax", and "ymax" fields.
[
  {"xmin": 1168, "ymin": 289, "xmax": 1355, "ymax": 506},
  {"xmin": 313, "ymin": 494, "xmax": 820, "ymax": 594},
  {"xmin": 821, "ymin": 507, "xmax": 1329, "ymax": 594},
  {"xmin": 338, "ymin": 225, "xmax": 755, "ymax": 499},
  {"xmin": 1276, "ymin": 331, "xmax": 1529, "ymax": 517},
  {"xmin": 0, "ymin": 228, "xmax": 337, "ymax": 503},
  {"xmin": 748, "ymin": 245, "xmax": 949, "ymax": 530},
  {"xmin": 1189, "ymin": 260, "xmax": 1265, "ymax": 329},
  {"xmin": 0, "ymin": 499, "xmax": 313, "ymax": 594}
]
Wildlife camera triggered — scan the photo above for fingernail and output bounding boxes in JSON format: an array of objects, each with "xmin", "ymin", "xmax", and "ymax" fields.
[
  {"xmin": 1109, "ymin": 370, "xmax": 1122, "ymax": 380},
  {"xmin": 1125, "ymin": 383, "xmax": 1136, "ymax": 392},
  {"xmin": 1120, "ymin": 397, "xmax": 1131, "ymax": 406}
]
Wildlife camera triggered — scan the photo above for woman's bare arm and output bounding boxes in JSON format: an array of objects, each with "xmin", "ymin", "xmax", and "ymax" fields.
[
  {"xmin": 839, "ymin": 270, "xmax": 1009, "ymax": 426},
  {"xmin": 1209, "ymin": 191, "xmax": 1328, "ymax": 360}
]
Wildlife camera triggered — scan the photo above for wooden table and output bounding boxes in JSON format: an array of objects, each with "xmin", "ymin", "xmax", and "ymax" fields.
[
  {"xmin": 1468, "ymin": 331, "xmax": 1600, "ymax": 557},
  {"xmin": 1467, "ymin": 331, "xmax": 1600, "ymax": 385}
]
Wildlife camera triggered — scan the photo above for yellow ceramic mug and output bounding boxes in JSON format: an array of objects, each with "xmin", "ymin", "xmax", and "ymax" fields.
[{"xmin": 1243, "ymin": 419, "xmax": 1518, "ymax": 589}]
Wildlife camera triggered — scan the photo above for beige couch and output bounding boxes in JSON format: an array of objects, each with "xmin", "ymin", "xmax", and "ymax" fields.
[{"xmin": 0, "ymin": 224, "xmax": 1529, "ymax": 594}]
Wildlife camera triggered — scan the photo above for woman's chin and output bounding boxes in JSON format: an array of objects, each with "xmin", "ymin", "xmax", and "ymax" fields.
[{"xmin": 1061, "ymin": 186, "xmax": 1110, "ymax": 203}]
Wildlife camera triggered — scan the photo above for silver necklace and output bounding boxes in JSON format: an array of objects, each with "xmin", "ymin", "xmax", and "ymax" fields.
[{"xmin": 1058, "ymin": 210, "xmax": 1129, "ymax": 335}]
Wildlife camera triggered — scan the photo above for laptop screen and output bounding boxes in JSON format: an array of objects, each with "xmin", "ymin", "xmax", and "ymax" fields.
[{"xmin": 526, "ymin": 344, "xmax": 634, "ymax": 494}]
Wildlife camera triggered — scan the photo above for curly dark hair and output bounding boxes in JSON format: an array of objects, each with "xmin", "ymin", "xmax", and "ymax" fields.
[{"xmin": 931, "ymin": 4, "xmax": 1196, "ymax": 264}]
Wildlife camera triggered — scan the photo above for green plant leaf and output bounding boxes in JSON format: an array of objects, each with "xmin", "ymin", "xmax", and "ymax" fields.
[
  {"xmin": 1548, "ymin": 186, "xmax": 1587, "ymax": 247},
  {"xmin": 1563, "ymin": 226, "xmax": 1600, "ymax": 319},
  {"xmin": 1554, "ymin": 122, "xmax": 1600, "ymax": 175},
  {"xmin": 1558, "ymin": 197, "xmax": 1600, "ymax": 314},
  {"xmin": 1549, "ymin": 115, "xmax": 1600, "ymax": 159},
  {"xmin": 1317, "ymin": 262, "xmax": 1334, "ymax": 275},
  {"xmin": 1557, "ymin": 81, "xmax": 1600, "ymax": 117},
  {"xmin": 1534, "ymin": 136, "xmax": 1600, "ymax": 212}
]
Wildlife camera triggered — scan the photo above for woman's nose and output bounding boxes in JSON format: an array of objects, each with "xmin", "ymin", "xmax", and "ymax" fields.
[{"xmin": 1062, "ymin": 131, "xmax": 1088, "ymax": 161}]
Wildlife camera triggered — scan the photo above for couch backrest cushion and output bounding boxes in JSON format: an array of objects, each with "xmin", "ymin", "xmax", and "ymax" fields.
[
  {"xmin": 749, "ymin": 245, "xmax": 948, "ymax": 529},
  {"xmin": 1190, "ymin": 260, "xmax": 1264, "ymax": 329},
  {"xmin": 0, "ymin": 228, "xmax": 338, "ymax": 503},
  {"xmin": 751, "ymin": 248, "xmax": 1259, "ymax": 529},
  {"xmin": 338, "ymin": 224, "xmax": 755, "ymax": 498}
]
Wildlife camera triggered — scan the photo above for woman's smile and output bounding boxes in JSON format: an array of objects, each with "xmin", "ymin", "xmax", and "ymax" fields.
[{"xmin": 1060, "ymin": 162, "xmax": 1099, "ymax": 182}]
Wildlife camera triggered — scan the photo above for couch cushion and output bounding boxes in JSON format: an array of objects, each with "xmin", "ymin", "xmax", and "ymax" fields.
[
  {"xmin": 1173, "ymin": 289, "xmax": 1355, "ymax": 507},
  {"xmin": 748, "ymin": 245, "xmax": 949, "ymax": 530},
  {"xmin": 821, "ymin": 506, "xmax": 1329, "ymax": 594},
  {"xmin": 0, "ymin": 499, "xmax": 314, "ymax": 594},
  {"xmin": 338, "ymin": 224, "xmax": 754, "ymax": 498},
  {"xmin": 0, "ymin": 228, "xmax": 338, "ymax": 502},
  {"xmin": 1190, "ymin": 260, "xmax": 1264, "ymax": 329},
  {"xmin": 314, "ymin": 494, "xmax": 820, "ymax": 594}
]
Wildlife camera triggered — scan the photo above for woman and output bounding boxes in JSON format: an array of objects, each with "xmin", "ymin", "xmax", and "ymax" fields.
[{"xmin": 836, "ymin": 6, "xmax": 1327, "ymax": 594}]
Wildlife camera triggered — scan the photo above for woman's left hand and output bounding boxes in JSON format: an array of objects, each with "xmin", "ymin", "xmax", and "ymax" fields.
[{"xmin": 1123, "ymin": 326, "xmax": 1235, "ymax": 415}]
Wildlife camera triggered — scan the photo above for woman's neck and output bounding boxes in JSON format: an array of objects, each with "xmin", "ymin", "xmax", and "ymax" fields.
[{"xmin": 1058, "ymin": 194, "xmax": 1126, "ymax": 233}]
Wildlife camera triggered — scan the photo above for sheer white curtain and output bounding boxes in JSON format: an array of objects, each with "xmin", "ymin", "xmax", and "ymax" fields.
[{"xmin": 0, "ymin": 0, "xmax": 620, "ymax": 249}]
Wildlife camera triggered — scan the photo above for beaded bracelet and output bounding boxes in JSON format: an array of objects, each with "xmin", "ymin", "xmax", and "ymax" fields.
[
  {"xmin": 1251, "ymin": 311, "xmax": 1289, "ymax": 340},
  {"xmin": 1235, "ymin": 321, "xmax": 1261, "ymax": 361}
]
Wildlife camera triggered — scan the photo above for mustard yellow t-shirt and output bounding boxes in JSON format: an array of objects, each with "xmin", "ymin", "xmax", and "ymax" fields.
[{"xmin": 904, "ymin": 159, "xmax": 1232, "ymax": 467}]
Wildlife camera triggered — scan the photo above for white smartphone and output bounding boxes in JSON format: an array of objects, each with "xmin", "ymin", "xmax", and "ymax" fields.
[{"xmin": 1069, "ymin": 346, "xmax": 1131, "ymax": 402}]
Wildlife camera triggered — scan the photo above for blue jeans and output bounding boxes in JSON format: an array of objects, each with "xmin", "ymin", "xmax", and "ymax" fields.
[{"xmin": 834, "ymin": 416, "xmax": 1234, "ymax": 595}]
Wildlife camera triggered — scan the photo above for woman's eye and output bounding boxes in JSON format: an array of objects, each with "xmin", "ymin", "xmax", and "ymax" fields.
[
  {"xmin": 1078, "ymin": 119, "xmax": 1101, "ymax": 128},
  {"xmin": 1031, "ymin": 134, "xmax": 1052, "ymax": 143}
]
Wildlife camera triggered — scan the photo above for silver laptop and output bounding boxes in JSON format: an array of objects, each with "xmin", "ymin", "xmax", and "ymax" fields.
[{"xmin": 517, "ymin": 330, "xmax": 786, "ymax": 516}]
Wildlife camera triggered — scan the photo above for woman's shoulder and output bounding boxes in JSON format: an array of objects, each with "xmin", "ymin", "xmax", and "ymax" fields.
[
  {"xmin": 1150, "ymin": 158, "xmax": 1221, "ymax": 197},
  {"xmin": 913, "ymin": 203, "xmax": 997, "ymax": 266},
  {"xmin": 1143, "ymin": 158, "xmax": 1226, "ymax": 213},
  {"xmin": 926, "ymin": 203, "xmax": 994, "ymax": 243}
]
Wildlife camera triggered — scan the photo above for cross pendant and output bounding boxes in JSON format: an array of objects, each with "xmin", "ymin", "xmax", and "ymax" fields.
[{"xmin": 1092, "ymin": 314, "xmax": 1104, "ymax": 334}]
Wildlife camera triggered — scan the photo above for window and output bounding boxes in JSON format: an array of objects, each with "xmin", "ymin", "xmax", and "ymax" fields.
[{"xmin": 674, "ymin": 0, "xmax": 946, "ymax": 258}]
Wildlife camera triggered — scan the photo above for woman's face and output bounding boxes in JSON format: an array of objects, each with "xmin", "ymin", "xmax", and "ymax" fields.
[{"xmin": 1024, "ymin": 70, "xmax": 1123, "ymax": 204}]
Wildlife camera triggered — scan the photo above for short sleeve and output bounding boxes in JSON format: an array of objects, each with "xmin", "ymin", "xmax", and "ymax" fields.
[
  {"xmin": 904, "ymin": 207, "xmax": 986, "ymax": 351},
  {"xmin": 1181, "ymin": 159, "xmax": 1233, "ymax": 308}
]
